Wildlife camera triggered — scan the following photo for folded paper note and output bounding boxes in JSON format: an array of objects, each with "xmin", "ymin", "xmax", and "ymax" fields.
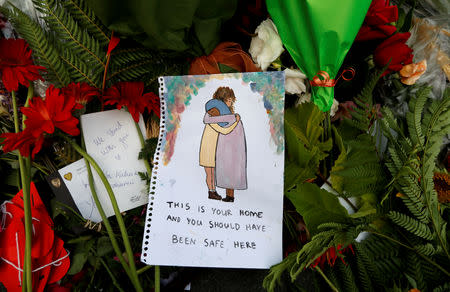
[
  {"xmin": 57, "ymin": 109, "xmax": 148, "ymax": 222},
  {"xmin": 141, "ymin": 72, "xmax": 285, "ymax": 268}
]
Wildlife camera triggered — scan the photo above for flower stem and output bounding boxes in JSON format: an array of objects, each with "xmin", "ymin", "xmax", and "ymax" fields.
[
  {"xmin": 134, "ymin": 121, "xmax": 152, "ymax": 174},
  {"xmin": 11, "ymin": 91, "xmax": 32, "ymax": 292},
  {"xmin": 99, "ymin": 257, "xmax": 125, "ymax": 292},
  {"xmin": 155, "ymin": 266, "xmax": 160, "ymax": 292},
  {"xmin": 102, "ymin": 31, "xmax": 114, "ymax": 96},
  {"xmin": 62, "ymin": 136, "xmax": 143, "ymax": 292},
  {"xmin": 133, "ymin": 120, "xmax": 160, "ymax": 292},
  {"xmin": 314, "ymin": 266, "xmax": 338, "ymax": 292},
  {"xmin": 22, "ymin": 82, "xmax": 34, "ymax": 128},
  {"xmin": 136, "ymin": 265, "xmax": 152, "ymax": 275},
  {"xmin": 83, "ymin": 153, "xmax": 133, "ymax": 279}
]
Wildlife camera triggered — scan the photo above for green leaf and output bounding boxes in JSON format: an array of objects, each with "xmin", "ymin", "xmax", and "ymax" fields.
[
  {"xmin": 331, "ymin": 133, "xmax": 385, "ymax": 198},
  {"xmin": 67, "ymin": 238, "xmax": 95, "ymax": 274},
  {"xmin": 218, "ymin": 63, "xmax": 238, "ymax": 73},
  {"xmin": 87, "ymin": 0, "xmax": 237, "ymax": 55},
  {"xmin": 350, "ymin": 193, "xmax": 377, "ymax": 218},
  {"xmin": 97, "ymin": 236, "xmax": 114, "ymax": 256},
  {"xmin": 68, "ymin": 252, "xmax": 88, "ymax": 275},
  {"xmin": 400, "ymin": 1, "xmax": 416, "ymax": 33},
  {"xmin": 67, "ymin": 235, "xmax": 93, "ymax": 244},
  {"xmin": 286, "ymin": 183, "xmax": 348, "ymax": 235},
  {"xmin": 330, "ymin": 127, "xmax": 346, "ymax": 193},
  {"xmin": 284, "ymin": 103, "xmax": 331, "ymax": 190}
]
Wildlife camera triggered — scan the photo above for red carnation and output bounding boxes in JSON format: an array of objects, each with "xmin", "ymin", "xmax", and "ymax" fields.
[
  {"xmin": 310, "ymin": 244, "xmax": 354, "ymax": 269},
  {"xmin": 22, "ymin": 85, "xmax": 80, "ymax": 137},
  {"xmin": 0, "ymin": 38, "xmax": 45, "ymax": 92},
  {"xmin": 1, "ymin": 128, "xmax": 45, "ymax": 158},
  {"xmin": 103, "ymin": 81, "xmax": 160, "ymax": 123},
  {"xmin": 62, "ymin": 82, "xmax": 99, "ymax": 109},
  {"xmin": 356, "ymin": 0, "xmax": 398, "ymax": 41},
  {"xmin": 1, "ymin": 85, "xmax": 79, "ymax": 157},
  {"xmin": 374, "ymin": 32, "xmax": 413, "ymax": 76}
]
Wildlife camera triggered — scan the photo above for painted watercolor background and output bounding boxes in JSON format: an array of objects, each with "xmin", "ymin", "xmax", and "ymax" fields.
[{"xmin": 162, "ymin": 72, "xmax": 285, "ymax": 165}]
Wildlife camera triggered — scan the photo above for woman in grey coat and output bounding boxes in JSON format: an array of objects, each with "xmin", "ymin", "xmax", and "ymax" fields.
[{"xmin": 203, "ymin": 87, "xmax": 247, "ymax": 202}]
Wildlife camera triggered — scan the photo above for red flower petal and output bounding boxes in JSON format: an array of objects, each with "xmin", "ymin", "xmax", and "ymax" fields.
[
  {"xmin": 62, "ymin": 82, "xmax": 99, "ymax": 109},
  {"xmin": 356, "ymin": 0, "xmax": 399, "ymax": 42},
  {"xmin": 103, "ymin": 82, "xmax": 160, "ymax": 122},
  {"xmin": 374, "ymin": 32, "xmax": 413, "ymax": 75},
  {"xmin": 107, "ymin": 35, "xmax": 120, "ymax": 55},
  {"xmin": 1, "ymin": 66, "xmax": 18, "ymax": 92},
  {"xmin": 0, "ymin": 39, "xmax": 45, "ymax": 91}
]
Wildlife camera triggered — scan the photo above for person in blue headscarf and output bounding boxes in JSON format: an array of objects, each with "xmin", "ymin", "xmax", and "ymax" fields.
[{"xmin": 199, "ymin": 87, "xmax": 241, "ymax": 200}]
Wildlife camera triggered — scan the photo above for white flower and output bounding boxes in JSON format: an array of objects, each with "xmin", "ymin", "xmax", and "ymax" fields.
[
  {"xmin": 249, "ymin": 19, "xmax": 284, "ymax": 71},
  {"xmin": 295, "ymin": 93, "xmax": 311, "ymax": 106},
  {"xmin": 284, "ymin": 68, "xmax": 307, "ymax": 95},
  {"xmin": 330, "ymin": 98, "xmax": 339, "ymax": 117}
]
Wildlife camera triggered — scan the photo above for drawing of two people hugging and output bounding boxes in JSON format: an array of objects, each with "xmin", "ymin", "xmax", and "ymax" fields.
[{"xmin": 199, "ymin": 87, "xmax": 247, "ymax": 203}]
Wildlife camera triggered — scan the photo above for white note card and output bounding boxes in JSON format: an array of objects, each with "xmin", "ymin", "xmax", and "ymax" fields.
[
  {"xmin": 60, "ymin": 109, "xmax": 149, "ymax": 222},
  {"xmin": 141, "ymin": 72, "xmax": 285, "ymax": 269}
]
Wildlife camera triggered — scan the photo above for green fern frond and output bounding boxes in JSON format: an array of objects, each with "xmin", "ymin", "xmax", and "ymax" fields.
[
  {"xmin": 420, "ymin": 89, "xmax": 450, "ymax": 255},
  {"xmin": 110, "ymin": 48, "xmax": 154, "ymax": 67},
  {"xmin": 317, "ymin": 222, "xmax": 348, "ymax": 230},
  {"xmin": 406, "ymin": 252, "xmax": 425, "ymax": 291},
  {"xmin": 346, "ymin": 67, "xmax": 385, "ymax": 132},
  {"xmin": 399, "ymin": 196, "xmax": 428, "ymax": 224},
  {"xmin": 363, "ymin": 235, "xmax": 399, "ymax": 260},
  {"xmin": 138, "ymin": 138, "xmax": 158, "ymax": 163},
  {"xmin": 374, "ymin": 256, "xmax": 402, "ymax": 279},
  {"xmin": 263, "ymin": 253, "xmax": 298, "ymax": 292},
  {"xmin": 354, "ymin": 242, "xmax": 379, "ymax": 289},
  {"xmin": 108, "ymin": 59, "xmax": 155, "ymax": 81},
  {"xmin": 336, "ymin": 260, "xmax": 358, "ymax": 292},
  {"xmin": 345, "ymin": 118, "xmax": 369, "ymax": 132},
  {"xmin": 33, "ymin": 0, "xmax": 106, "ymax": 70},
  {"xmin": 1, "ymin": 4, "xmax": 70, "ymax": 86},
  {"xmin": 331, "ymin": 134, "xmax": 385, "ymax": 197},
  {"xmin": 406, "ymin": 86, "xmax": 430, "ymax": 150},
  {"xmin": 433, "ymin": 282, "xmax": 450, "ymax": 292},
  {"xmin": 59, "ymin": 45, "xmax": 100, "ymax": 86},
  {"xmin": 355, "ymin": 68, "xmax": 384, "ymax": 105},
  {"xmin": 388, "ymin": 211, "xmax": 434, "ymax": 240},
  {"xmin": 63, "ymin": 0, "xmax": 110, "ymax": 45},
  {"xmin": 324, "ymin": 267, "xmax": 343, "ymax": 292},
  {"xmin": 414, "ymin": 243, "xmax": 436, "ymax": 256}
]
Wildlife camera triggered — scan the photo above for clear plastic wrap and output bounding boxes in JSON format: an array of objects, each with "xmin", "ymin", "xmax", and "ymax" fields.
[{"xmin": 406, "ymin": 16, "xmax": 449, "ymax": 99}]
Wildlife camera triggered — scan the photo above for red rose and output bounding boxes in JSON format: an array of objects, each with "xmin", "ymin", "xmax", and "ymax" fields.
[
  {"xmin": 374, "ymin": 32, "xmax": 413, "ymax": 76},
  {"xmin": 356, "ymin": 0, "xmax": 398, "ymax": 41}
]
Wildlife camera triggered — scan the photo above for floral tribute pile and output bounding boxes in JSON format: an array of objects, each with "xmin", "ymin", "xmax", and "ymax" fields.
[{"xmin": 0, "ymin": 0, "xmax": 449, "ymax": 291}]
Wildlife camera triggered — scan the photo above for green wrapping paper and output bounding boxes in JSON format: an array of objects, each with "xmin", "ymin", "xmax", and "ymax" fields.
[{"xmin": 266, "ymin": 0, "xmax": 371, "ymax": 111}]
